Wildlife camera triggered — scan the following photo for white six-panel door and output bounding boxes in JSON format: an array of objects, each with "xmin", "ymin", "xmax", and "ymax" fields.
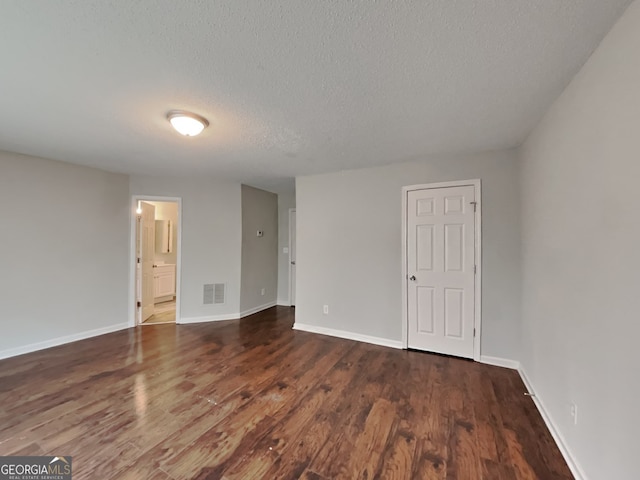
[{"xmin": 407, "ymin": 184, "xmax": 476, "ymax": 358}]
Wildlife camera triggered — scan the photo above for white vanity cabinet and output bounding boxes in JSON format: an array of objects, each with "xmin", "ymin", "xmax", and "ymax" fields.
[{"xmin": 154, "ymin": 264, "xmax": 176, "ymax": 302}]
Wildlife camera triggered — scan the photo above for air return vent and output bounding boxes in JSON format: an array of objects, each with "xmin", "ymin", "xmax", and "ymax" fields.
[{"xmin": 203, "ymin": 283, "xmax": 225, "ymax": 305}]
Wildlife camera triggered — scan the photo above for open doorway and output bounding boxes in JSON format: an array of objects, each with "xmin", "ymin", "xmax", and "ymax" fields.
[
  {"xmin": 288, "ymin": 208, "xmax": 296, "ymax": 306},
  {"xmin": 131, "ymin": 196, "xmax": 181, "ymax": 326}
]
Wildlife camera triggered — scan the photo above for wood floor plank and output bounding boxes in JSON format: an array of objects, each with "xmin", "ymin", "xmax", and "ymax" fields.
[
  {"xmin": 444, "ymin": 361, "xmax": 483, "ymax": 480},
  {"xmin": 118, "ymin": 466, "xmax": 173, "ymax": 480},
  {"xmin": 258, "ymin": 343, "xmax": 374, "ymax": 479},
  {"xmin": 466, "ymin": 363, "xmax": 517, "ymax": 480},
  {"xmin": 218, "ymin": 340, "xmax": 348, "ymax": 479},
  {"xmin": 410, "ymin": 357, "xmax": 449, "ymax": 479},
  {"xmin": 307, "ymin": 347, "xmax": 395, "ymax": 478},
  {"xmin": 345, "ymin": 397, "xmax": 397, "ymax": 479},
  {"xmin": 0, "ymin": 306, "xmax": 573, "ymax": 479}
]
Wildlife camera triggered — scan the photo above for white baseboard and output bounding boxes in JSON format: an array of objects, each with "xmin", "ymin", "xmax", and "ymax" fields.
[
  {"xmin": 518, "ymin": 366, "xmax": 586, "ymax": 480},
  {"xmin": 240, "ymin": 301, "xmax": 277, "ymax": 318},
  {"xmin": 293, "ymin": 323, "xmax": 403, "ymax": 349},
  {"xmin": 0, "ymin": 322, "xmax": 129, "ymax": 360},
  {"xmin": 178, "ymin": 313, "xmax": 239, "ymax": 324},
  {"xmin": 479, "ymin": 355, "xmax": 520, "ymax": 370}
]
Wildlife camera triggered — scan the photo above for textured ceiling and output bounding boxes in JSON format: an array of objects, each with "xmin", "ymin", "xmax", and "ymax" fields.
[{"xmin": 0, "ymin": 0, "xmax": 632, "ymax": 192}]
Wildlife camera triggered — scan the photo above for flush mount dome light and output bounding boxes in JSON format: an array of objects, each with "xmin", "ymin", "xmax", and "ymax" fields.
[{"xmin": 167, "ymin": 110, "xmax": 209, "ymax": 136}]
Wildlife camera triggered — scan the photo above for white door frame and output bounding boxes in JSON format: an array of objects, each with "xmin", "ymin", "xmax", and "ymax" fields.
[
  {"xmin": 288, "ymin": 208, "xmax": 296, "ymax": 306},
  {"xmin": 129, "ymin": 195, "xmax": 183, "ymax": 327},
  {"xmin": 401, "ymin": 179, "xmax": 482, "ymax": 361}
]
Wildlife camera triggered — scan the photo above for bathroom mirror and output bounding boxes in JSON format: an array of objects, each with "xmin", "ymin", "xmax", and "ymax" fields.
[{"xmin": 155, "ymin": 220, "xmax": 173, "ymax": 253}]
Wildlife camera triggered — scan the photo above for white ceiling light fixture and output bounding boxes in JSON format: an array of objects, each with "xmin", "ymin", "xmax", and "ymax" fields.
[{"xmin": 167, "ymin": 110, "xmax": 209, "ymax": 136}]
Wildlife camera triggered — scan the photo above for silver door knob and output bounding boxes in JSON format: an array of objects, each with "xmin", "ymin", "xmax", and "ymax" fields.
[{"xmin": 409, "ymin": 275, "xmax": 416, "ymax": 281}]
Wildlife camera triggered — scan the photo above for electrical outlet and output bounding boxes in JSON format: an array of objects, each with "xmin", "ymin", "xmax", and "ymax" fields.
[
  {"xmin": 570, "ymin": 403, "xmax": 578, "ymax": 425},
  {"xmin": 261, "ymin": 288, "xmax": 265, "ymax": 296},
  {"xmin": 323, "ymin": 305, "xmax": 329, "ymax": 315}
]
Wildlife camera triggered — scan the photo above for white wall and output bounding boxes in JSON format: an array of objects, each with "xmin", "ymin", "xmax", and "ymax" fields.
[
  {"xmin": 295, "ymin": 150, "xmax": 521, "ymax": 359},
  {"xmin": 0, "ymin": 151, "xmax": 130, "ymax": 356},
  {"xmin": 129, "ymin": 175, "xmax": 242, "ymax": 320},
  {"xmin": 240, "ymin": 185, "xmax": 278, "ymax": 313},
  {"xmin": 276, "ymin": 190, "xmax": 296, "ymax": 305},
  {"xmin": 519, "ymin": 2, "xmax": 639, "ymax": 479}
]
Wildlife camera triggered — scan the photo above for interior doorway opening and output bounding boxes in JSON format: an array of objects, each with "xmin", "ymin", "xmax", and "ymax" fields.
[
  {"xmin": 288, "ymin": 208, "xmax": 296, "ymax": 306},
  {"xmin": 131, "ymin": 196, "xmax": 182, "ymax": 326}
]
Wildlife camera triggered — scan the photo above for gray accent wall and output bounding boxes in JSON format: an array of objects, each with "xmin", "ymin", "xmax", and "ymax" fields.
[
  {"xmin": 295, "ymin": 150, "xmax": 521, "ymax": 360},
  {"xmin": 0, "ymin": 150, "xmax": 130, "ymax": 353},
  {"xmin": 519, "ymin": 2, "xmax": 640, "ymax": 478},
  {"xmin": 240, "ymin": 185, "xmax": 278, "ymax": 313}
]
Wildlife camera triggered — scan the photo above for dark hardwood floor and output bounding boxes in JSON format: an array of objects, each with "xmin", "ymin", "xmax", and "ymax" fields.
[{"xmin": 0, "ymin": 307, "xmax": 572, "ymax": 479}]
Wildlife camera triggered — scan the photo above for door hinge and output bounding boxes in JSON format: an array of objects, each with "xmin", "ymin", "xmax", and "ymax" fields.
[
  {"xmin": 474, "ymin": 265, "xmax": 477, "ymax": 274},
  {"xmin": 470, "ymin": 201, "xmax": 477, "ymax": 212},
  {"xmin": 137, "ymin": 257, "xmax": 141, "ymax": 264},
  {"xmin": 137, "ymin": 301, "xmax": 141, "ymax": 308},
  {"xmin": 473, "ymin": 327, "xmax": 476, "ymax": 337}
]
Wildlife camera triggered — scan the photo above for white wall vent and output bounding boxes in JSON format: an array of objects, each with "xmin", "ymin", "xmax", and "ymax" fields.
[{"xmin": 203, "ymin": 283, "xmax": 225, "ymax": 305}]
